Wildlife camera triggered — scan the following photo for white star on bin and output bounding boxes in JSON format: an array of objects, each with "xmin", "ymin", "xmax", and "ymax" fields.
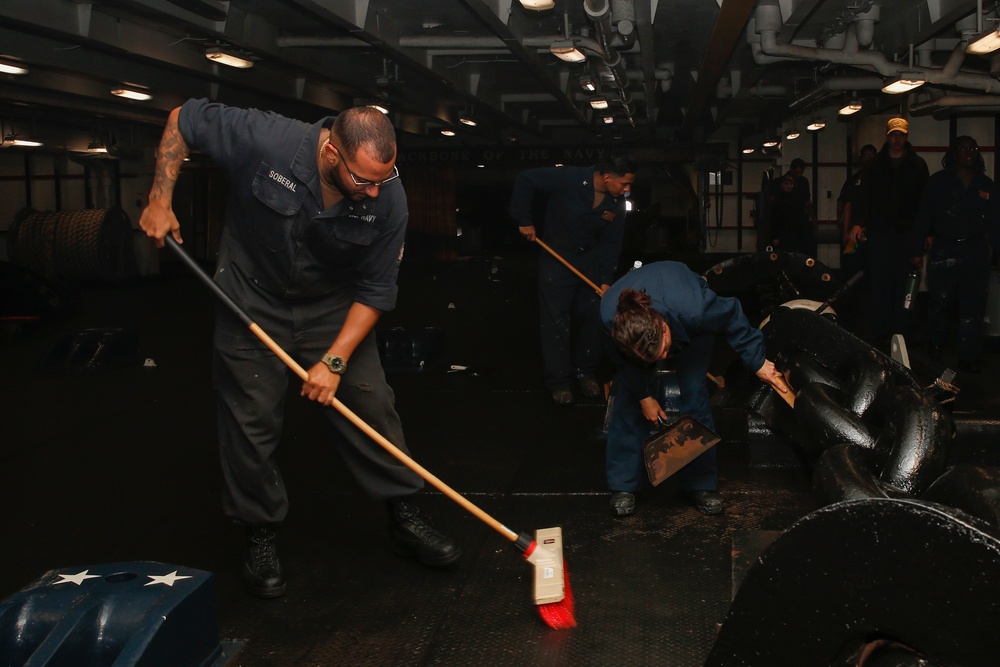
[
  {"xmin": 54, "ymin": 570, "xmax": 102, "ymax": 586},
  {"xmin": 145, "ymin": 570, "xmax": 193, "ymax": 587}
]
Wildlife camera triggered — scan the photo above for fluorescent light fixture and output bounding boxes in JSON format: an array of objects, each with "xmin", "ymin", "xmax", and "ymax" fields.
[
  {"xmin": 742, "ymin": 147, "xmax": 755, "ymax": 154},
  {"xmin": 205, "ymin": 46, "xmax": 254, "ymax": 69},
  {"xmin": 602, "ymin": 115, "xmax": 614, "ymax": 124},
  {"xmin": 806, "ymin": 119, "xmax": 826, "ymax": 131},
  {"xmin": 590, "ymin": 97, "xmax": 609, "ymax": 110},
  {"xmin": 785, "ymin": 128, "xmax": 800, "ymax": 140},
  {"xmin": 87, "ymin": 141, "xmax": 108, "ymax": 154},
  {"xmin": 881, "ymin": 75, "xmax": 925, "ymax": 94},
  {"xmin": 0, "ymin": 58, "xmax": 28, "ymax": 75},
  {"xmin": 369, "ymin": 102, "xmax": 389, "ymax": 114},
  {"xmin": 520, "ymin": 0, "xmax": 555, "ymax": 9},
  {"xmin": 968, "ymin": 30, "xmax": 1000, "ymax": 54},
  {"xmin": 459, "ymin": 116, "xmax": 477, "ymax": 127},
  {"xmin": 111, "ymin": 85, "xmax": 152, "ymax": 101},
  {"xmin": 762, "ymin": 138, "xmax": 779, "ymax": 147},
  {"xmin": 3, "ymin": 133, "xmax": 42, "ymax": 147},
  {"xmin": 440, "ymin": 129, "xmax": 456, "ymax": 137},
  {"xmin": 579, "ymin": 75, "xmax": 597, "ymax": 92},
  {"xmin": 838, "ymin": 100, "xmax": 863, "ymax": 115},
  {"xmin": 550, "ymin": 41, "xmax": 587, "ymax": 63}
]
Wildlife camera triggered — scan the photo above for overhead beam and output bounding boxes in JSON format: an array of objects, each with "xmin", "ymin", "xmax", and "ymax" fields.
[{"xmin": 680, "ymin": 0, "xmax": 758, "ymax": 140}]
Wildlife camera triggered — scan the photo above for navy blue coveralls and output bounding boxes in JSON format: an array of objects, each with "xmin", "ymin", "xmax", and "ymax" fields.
[
  {"xmin": 912, "ymin": 167, "xmax": 1000, "ymax": 364},
  {"xmin": 178, "ymin": 98, "xmax": 423, "ymax": 527},
  {"xmin": 509, "ymin": 165, "xmax": 626, "ymax": 392},
  {"xmin": 599, "ymin": 263, "xmax": 766, "ymax": 494},
  {"xmin": 854, "ymin": 143, "xmax": 929, "ymax": 345}
]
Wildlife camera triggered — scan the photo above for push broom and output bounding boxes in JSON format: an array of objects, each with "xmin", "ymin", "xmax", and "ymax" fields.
[{"xmin": 165, "ymin": 236, "xmax": 576, "ymax": 629}]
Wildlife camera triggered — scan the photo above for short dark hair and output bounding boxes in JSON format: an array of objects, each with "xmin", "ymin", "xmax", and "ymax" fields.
[
  {"xmin": 596, "ymin": 153, "xmax": 638, "ymax": 177},
  {"xmin": 333, "ymin": 106, "xmax": 397, "ymax": 163},
  {"xmin": 860, "ymin": 144, "xmax": 877, "ymax": 156},
  {"xmin": 790, "ymin": 158, "xmax": 806, "ymax": 170}
]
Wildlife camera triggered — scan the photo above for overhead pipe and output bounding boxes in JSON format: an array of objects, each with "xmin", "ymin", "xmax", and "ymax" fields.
[
  {"xmin": 582, "ymin": 0, "xmax": 635, "ymax": 126},
  {"xmin": 752, "ymin": 4, "xmax": 1000, "ymax": 96},
  {"xmin": 910, "ymin": 94, "xmax": 1000, "ymax": 114}
]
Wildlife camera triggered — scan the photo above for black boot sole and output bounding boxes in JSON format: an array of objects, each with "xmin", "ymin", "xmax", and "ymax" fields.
[
  {"xmin": 390, "ymin": 541, "xmax": 462, "ymax": 567},
  {"xmin": 243, "ymin": 579, "xmax": 287, "ymax": 598}
]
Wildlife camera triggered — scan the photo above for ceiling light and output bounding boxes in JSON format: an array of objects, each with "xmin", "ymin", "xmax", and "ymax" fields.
[
  {"xmin": 742, "ymin": 147, "xmax": 755, "ymax": 154},
  {"xmin": 440, "ymin": 129, "xmax": 456, "ymax": 137},
  {"xmin": 3, "ymin": 133, "xmax": 42, "ymax": 147},
  {"xmin": 762, "ymin": 138, "xmax": 779, "ymax": 147},
  {"xmin": 968, "ymin": 30, "xmax": 1000, "ymax": 54},
  {"xmin": 459, "ymin": 116, "xmax": 477, "ymax": 127},
  {"xmin": 111, "ymin": 85, "xmax": 152, "ymax": 101},
  {"xmin": 602, "ymin": 115, "xmax": 614, "ymax": 124},
  {"xmin": 579, "ymin": 75, "xmax": 597, "ymax": 92},
  {"xmin": 0, "ymin": 58, "xmax": 28, "ymax": 75},
  {"xmin": 87, "ymin": 141, "xmax": 108, "ymax": 154},
  {"xmin": 590, "ymin": 97, "xmax": 609, "ymax": 110},
  {"xmin": 369, "ymin": 102, "xmax": 389, "ymax": 114},
  {"xmin": 806, "ymin": 119, "xmax": 826, "ymax": 131},
  {"xmin": 550, "ymin": 41, "xmax": 587, "ymax": 63},
  {"xmin": 205, "ymin": 46, "xmax": 254, "ymax": 69},
  {"xmin": 519, "ymin": 0, "xmax": 555, "ymax": 9},
  {"xmin": 881, "ymin": 74, "xmax": 925, "ymax": 94},
  {"xmin": 785, "ymin": 127, "xmax": 800, "ymax": 140},
  {"xmin": 838, "ymin": 100, "xmax": 863, "ymax": 115}
]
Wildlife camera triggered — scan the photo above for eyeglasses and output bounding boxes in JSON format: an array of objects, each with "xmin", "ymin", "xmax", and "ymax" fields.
[
  {"xmin": 346, "ymin": 163, "xmax": 399, "ymax": 188},
  {"xmin": 327, "ymin": 141, "xmax": 399, "ymax": 187}
]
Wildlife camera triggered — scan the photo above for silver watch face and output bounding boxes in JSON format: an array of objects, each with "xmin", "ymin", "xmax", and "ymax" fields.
[{"xmin": 324, "ymin": 355, "xmax": 345, "ymax": 373}]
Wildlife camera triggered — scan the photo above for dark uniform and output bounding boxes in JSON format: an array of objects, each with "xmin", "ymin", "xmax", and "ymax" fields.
[
  {"xmin": 912, "ymin": 167, "xmax": 1000, "ymax": 365},
  {"xmin": 177, "ymin": 98, "xmax": 422, "ymax": 527},
  {"xmin": 769, "ymin": 174, "xmax": 816, "ymax": 257},
  {"xmin": 838, "ymin": 168, "xmax": 868, "ymax": 280},
  {"xmin": 509, "ymin": 165, "xmax": 627, "ymax": 393},
  {"xmin": 599, "ymin": 262, "xmax": 766, "ymax": 494},
  {"xmin": 853, "ymin": 141, "xmax": 929, "ymax": 346}
]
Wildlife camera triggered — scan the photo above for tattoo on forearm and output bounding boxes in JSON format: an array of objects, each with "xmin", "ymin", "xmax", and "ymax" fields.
[{"xmin": 150, "ymin": 122, "xmax": 188, "ymax": 200}]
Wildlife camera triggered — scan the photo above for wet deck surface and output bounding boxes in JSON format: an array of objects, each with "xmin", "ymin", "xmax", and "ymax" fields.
[{"xmin": 2, "ymin": 252, "xmax": 998, "ymax": 666}]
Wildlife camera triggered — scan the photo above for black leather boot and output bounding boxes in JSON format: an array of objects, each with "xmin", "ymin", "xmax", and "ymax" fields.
[
  {"xmin": 242, "ymin": 525, "xmax": 287, "ymax": 598},
  {"xmin": 387, "ymin": 498, "xmax": 461, "ymax": 567}
]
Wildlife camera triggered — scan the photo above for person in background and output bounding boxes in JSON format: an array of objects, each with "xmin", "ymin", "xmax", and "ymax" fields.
[
  {"xmin": 910, "ymin": 135, "xmax": 1000, "ymax": 373},
  {"xmin": 767, "ymin": 158, "xmax": 816, "ymax": 256},
  {"xmin": 769, "ymin": 172, "xmax": 815, "ymax": 256},
  {"xmin": 599, "ymin": 261, "xmax": 790, "ymax": 518},
  {"xmin": 509, "ymin": 154, "xmax": 638, "ymax": 405},
  {"xmin": 838, "ymin": 144, "xmax": 878, "ymax": 290},
  {"xmin": 139, "ymin": 99, "xmax": 460, "ymax": 599},
  {"xmin": 848, "ymin": 118, "xmax": 930, "ymax": 350}
]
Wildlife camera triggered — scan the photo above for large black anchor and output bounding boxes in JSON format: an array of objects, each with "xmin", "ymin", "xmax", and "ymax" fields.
[{"xmin": 706, "ymin": 290, "xmax": 1000, "ymax": 666}]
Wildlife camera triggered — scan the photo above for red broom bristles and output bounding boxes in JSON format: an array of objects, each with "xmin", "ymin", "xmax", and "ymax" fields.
[{"xmin": 536, "ymin": 559, "xmax": 576, "ymax": 629}]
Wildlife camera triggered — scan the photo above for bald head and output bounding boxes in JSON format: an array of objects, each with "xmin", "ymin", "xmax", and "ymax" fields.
[{"xmin": 332, "ymin": 106, "xmax": 396, "ymax": 163}]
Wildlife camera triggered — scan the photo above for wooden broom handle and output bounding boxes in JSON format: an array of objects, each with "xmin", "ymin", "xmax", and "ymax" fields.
[
  {"xmin": 534, "ymin": 238, "xmax": 605, "ymax": 296},
  {"xmin": 251, "ymin": 320, "xmax": 519, "ymax": 542},
  {"xmin": 165, "ymin": 236, "xmax": 520, "ymax": 543}
]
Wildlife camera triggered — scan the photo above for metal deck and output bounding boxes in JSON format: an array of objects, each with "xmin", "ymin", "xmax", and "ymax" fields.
[{"xmin": 2, "ymin": 253, "xmax": 997, "ymax": 666}]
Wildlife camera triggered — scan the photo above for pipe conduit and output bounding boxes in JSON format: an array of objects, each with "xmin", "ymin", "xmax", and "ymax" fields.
[{"xmin": 751, "ymin": 4, "xmax": 1000, "ymax": 98}]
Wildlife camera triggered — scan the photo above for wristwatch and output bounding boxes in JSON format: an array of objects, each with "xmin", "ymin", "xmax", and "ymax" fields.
[{"xmin": 321, "ymin": 353, "xmax": 346, "ymax": 375}]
